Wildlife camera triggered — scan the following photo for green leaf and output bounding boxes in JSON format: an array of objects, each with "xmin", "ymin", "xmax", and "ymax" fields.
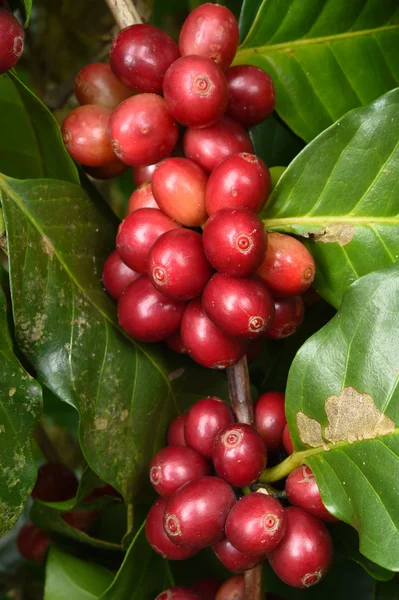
[
  {"xmin": 44, "ymin": 546, "xmax": 114, "ymax": 600},
  {"xmin": 249, "ymin": 113, "xmax": 305, "ymax": 168},
  {"xmin": 236, "ymin": 0, "xmax": 399, "ymax": 141},
  {"xmin": 0, "ymin": 175, "xmax": 227, "ymax": 503},
  {"xmin": 261, "ymin": 88, "xmax": 399, "ymax": 308},
  {"xmin": 285, "ymin": 263, "xmax": 399, "ymax": 570},
  {"xmin": 100, "ymin": 523, "xmax": 170, "ymax": 599},
  {"xmin": 0, "ymin": 72, "xmax": 78, "ymax": 182},
  {"xmin": 22, "ymin": 0, "xmax": 32, "ymax": 24},
  {"xmin": 0, "ymin": 287, "xmax": 41, "ymax": 537}
]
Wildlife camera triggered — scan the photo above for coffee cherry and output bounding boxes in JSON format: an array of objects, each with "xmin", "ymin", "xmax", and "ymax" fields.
[
  {"xmin": 61, "ymin": 105, "xmax": 115, "ymax": 166},
  {"xmin": 118, "ymin": 276, "xmax": 185, "ymax": 342},
  {"xmin": 268, "ymin": 507, "xmax": 333, "ymax": 588},
  {"xmin": 179, "ymin": 3, "xmax": 239, "ymax": 70},
  {"xmin": 266, "ymin": 296, "xmax": 305, "ymax": 340},
  {"xmin": 133, "ymin": 159, "xmax": 165, "ymax": 187},
  {"xmin": 225, "ymin": 493, "xmax": 285, "ymax": 555},
  {"xmin": 254, "ymin": 392, "xmax": 286, "ymax": 452},
  {"xmin": 181, "ymin": 298, "xmax": 247, "ymax": 369},
  {"xmin": 164, "ymin": 476, "xmax": 236, "ymax": 549},
  {"xmin": 149, "ymin": 445, "xmax": 211, "ymax": 497},
  {"xmin": 213, "ymin": 538, "xmax": 263, "ymax": 572},
  {"xmin": 164, "ymin": 56, "xmax": 228, "ymax": 128},
  {"xmin": 116, "ymin": 208, "xmax": 180, "ymax": 273},
  {"xmin": 226, "ymin": 65, "xmax": 275, "ymax": 127},
  {"xmin": 257, "ymin": 233, "xmax": 316, "ymax": 297},
  {"xmin": 184, "ymin": 117, "xmax": 254, "ymax": 173},
  {"xmin": 203, "ymin": 208, "xmax": 267, "ymax": 277},
  {"xmin": 145, "ymin": 497, "xmax": 197, "ymax": 560},
  {"xmin": 185, "ymin": 397, "xmax": 234, "ymax": 458},
  {"xmin": 102, "ymin": 250, "xmax": 140, "ymax": 300},
  {"xmin": 17, "ymin": 522, "xmax": 50, "ymax": 564},
  {"xmin": 32, "ymin": 463, "xmax": 78, "ymax": 502},
  {"xmin": 203, "ymin": 274, "xmax": 274, "ymax": 338},
  {"xmin": 152, "ymin": 158, "xmax": 208, "ymax": 227},
  {"xmin": 282, "ymin": 424, "xmax": 294, "ymax": 454},
  {"xmin": 191, "ymin": 578, "xmax": 221, "ymax": 600},
  {"xmin": 215, "ymin": 576, "xmax": 244, "ymax": 600},
  {"xmin": 285, "ymin": 465, "xmax": 338, "ymax": 523},
  {"xmin": 85, "ymin": 159, "xmax": 127, "ymax": 180},
  {"xmin": 156, "ymin": 588, "xmax": 201, "ymax": 600},
  {"xmin": 128, "ymin": 183, "xmax": 160, "ymax": 213},
  {"xmin": 110, "ymin": 24, "xmax": 180, "ymax": 93},
  {"xmin": 167, "ymin": 414, "xmax": 187, "ymax": 446},
  {"xmin": 109, "ymin": 94, "xmax": 179, "ymax": 167},
  {"xmin": 74, "ymin": 63, "xmax": 133, "ymax": 109},
  {"xmin": 63, "ymin": 510, "xmax": 98, "ymax": 531},
  {"xmin": 206, "ymin": 153, "xmax": 271, "ymax": 215},
  {"xmin": 149, "ymin": 229, "xmax": 213, "ymax": 300},
  {"xmin": 165, "ymin": 330, "xmax": 187, "ymax": 354},
  {"xmin": 0, "ymin": 8, "xmax": 24, "ymax": 74},
  {"xmin": 212, "ymin": 424, "xmax": 267, "ymax": 487}
]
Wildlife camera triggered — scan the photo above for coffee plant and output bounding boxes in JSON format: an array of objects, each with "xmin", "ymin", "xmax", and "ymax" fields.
[{"xmin": 0, "ymin": 0, "xmax": 398, "ymax": 598}]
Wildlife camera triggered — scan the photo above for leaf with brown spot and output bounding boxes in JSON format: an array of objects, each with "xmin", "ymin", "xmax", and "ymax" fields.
[{"xmin": 286, "ymin": 263, "xmax": 399, "ymax": 570}]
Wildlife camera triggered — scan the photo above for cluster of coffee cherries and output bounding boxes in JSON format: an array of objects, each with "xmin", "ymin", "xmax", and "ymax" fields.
[
  {"xmin": 147, "ymin": 394, "xmax": 337, "ymax": 598},
  {"xmin": 60, "ymin": 4, "xmax": 316, "ymax": 368},
  {"xmin": 16, "ymin": 462, "xmax": 120, "ymax": 563},
  {"xmin": 0, "ymin": 5, "xmax": 24, "ymax": 75}
]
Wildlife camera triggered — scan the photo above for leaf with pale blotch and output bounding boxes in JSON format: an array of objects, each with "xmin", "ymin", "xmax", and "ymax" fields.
[
  {"xmin": 0, "ymin": 288, "xmax": 41, "ymax": 537},
  {"xmin": 285, "ymin": 262, "xmax": 399, "ymax": 570},
  {"xmin": 260, "ymin": 89, "xmax": 399, "ymax": 308}
]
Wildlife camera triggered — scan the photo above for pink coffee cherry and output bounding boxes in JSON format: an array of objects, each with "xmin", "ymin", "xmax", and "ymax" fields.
[
  {"xmin": 74, "ymin": 62, "xmax": 133, "ymax": 108},
  {"xmin": 285, "ymin": 465, "xmax": 339, "ymax": 523}
]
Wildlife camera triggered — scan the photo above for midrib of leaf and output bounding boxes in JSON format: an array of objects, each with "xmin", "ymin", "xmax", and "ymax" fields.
[
  {"xmin": 263, "ymin": 216, "xmax": 399, "ymax": 226},
  {"xmin": 238, "ymin": 23, "xmax": 399, "ymax": 58},
  {"xmin": 0, "ymin": 176, "xmax": 177, "ymax": 407}
]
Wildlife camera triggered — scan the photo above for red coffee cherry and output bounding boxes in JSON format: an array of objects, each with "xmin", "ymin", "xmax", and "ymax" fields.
[
  {"xmin": 156, "ymin": 588, "xmax": 201, "ymax": 600},
  {"xmin": 102, "ymin": 250, "xmax": 140, "ymax": 300},
  {"xmin": 118, "ymin": 276, "xmax": 186, "ymax": 342},
  {"xmin": 165, "ymin": 330, "xmax": 187, "ymax": 355},
  {"xmin": 191, "ymin": 578, "xmax": 221, "ymax": 600},
  {"xmin": 110, "ymin": 24, "xmax": 180, "ymax": 93},
  {"xmin": 203, "ymin": 274, "xmax": 274, "ymax": 338},
  {"xmin": 17, "ymin": 522, "xmax": 50, "ymax": 564},
  {"xmin": 212, "ymin": 424, "xmax": 267, "ymax": 487},
  {"xmin": 181, "ymin": 298, "xmax": 247, "ymax": 370},
  {"xmin": 225, "ymin": 493, "xmax": 286, "ymax": 555},
  {"xmin": 132, "ymin": 159, "xmax": 165, "ymax": 187},
  {"xmin": 0, "ymin": 8, "xmax": 24, "ymax": 74},
  {"xmin": 254, "ymin": 391, "xmax": 286, "ymax": 452},
  {"xmin": 206, "ymin": 153, "xmax": 271, "ymax": 215},
  {"xmin": 226, "ymin": 65, "xmax": 276, "ymax": 127},
  {"xmin": 149, "ymin": 229, "xmax": 213, "ymax": 300},
  {"xmin": 285, "ymin": 465, "xmax": 338, "ymax": 523},
  {"xmin": 116, "ymin": 208, "xmax": 180, "ymax": 273},
  {"xmin": 164, "ymin": 55, "xmax": 228, "ymax": 128},
  {"xmin": 257, "ymin": 233, "xmax": 316, "ymax": 297},
  {"xmin": 282, "ymin": 424, "xmax": 294, "ymax": 455},
  {"xmin": 266, "ymin": 296, "xmax": 305, "ymax": 340},
  {"xmin": 203, "ymin": 208, "xmax": 267, "ymax": 277},
  {"xmin": 63, "ymin": 510, "xmax": 98, "ymax": 531},
  {"xmin": 185, "ymin": 397, "xmax": 234, "ymax": 458},
  {"xmin": 167, "ymin": 414, "xmax": 187, "ymax": 446},
  {"xmin": 213, "ymin": 538, "xmax": 263, "ymax": 572},
  {"xmin": 85, "ymin": 159, "xmax": 127, "ymax": 180},
  {"xmin": 183, "ymin": 117, "xmax": 254, "ymax": 173},
  {"xmin": 61, "ymin": 105, "xmax": 115, "ymax": 166},
  {"xmin": 109, "ymin": 94, "xmax": 179, "ymax": 167},
  {"xmin": 128, "ymin": 183, "xmax": 160, "ymax": 213},
  {"xmin": 145, "ymin": 497, "xmax": 197, "ymax": 560},
  {"xmin": 149, "ymin": 445, "xmax": 211, "ymax": 497},
  {"xmin": 215, "ymin": 576, "xmax": 244, "ymax": 600},
  {"xmin": 74, "ymin": 62, "xmax": 133, "ymax": 109},
  {"xmin": 179, "ymin": 3, "xmax": 239, "ymax": 70},
  {"xmin": 152, "ymin": 158, "xmax": 208, "ymax": 227},
  {"xmin": 32, "ymin": 463, "xmax": 78, "ymax": 502},
  {"xmin": 268, "ymin": 507, "xmax": 333, "ymax": 588},
  {"xmin": 164, "ymin": 476, "xmax": 236, "ymax": 549}
]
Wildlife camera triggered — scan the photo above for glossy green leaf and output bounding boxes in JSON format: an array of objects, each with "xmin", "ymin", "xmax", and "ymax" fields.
[
  {"xmin": 100, "ymin": 523, "xmax": 170, "ymax": 599},
  {"xmin": 236, "ymin": 0, "xmax": 399, "ymax": 141},
  {"xmin": 44, "ymin": 546, "xmax": 114, "ymax": 600},
  {"xmin": 285, "ymin": 263, "xmax": 399, "ymax": 570},
  {"xmin": 0, "ymin": 175, "xmax": 227, "ymax": 503},
  {"xmin": 249, "ymin": 113, "xmax": 305, "ymax": 168},
  {"xmin": 0, "ymin": 72, "xmax": 78, "ymax": 182},
  {"xmin": 261, "ymin": 88, "xmax": 399, "ymax": 308},
  {"xmin": 0, "ymin": 287, "xmax": 41, "ymax": 537},
  {"xmin": 22, "ymin": 0, "xmax": 32, "ymax": 23}
]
